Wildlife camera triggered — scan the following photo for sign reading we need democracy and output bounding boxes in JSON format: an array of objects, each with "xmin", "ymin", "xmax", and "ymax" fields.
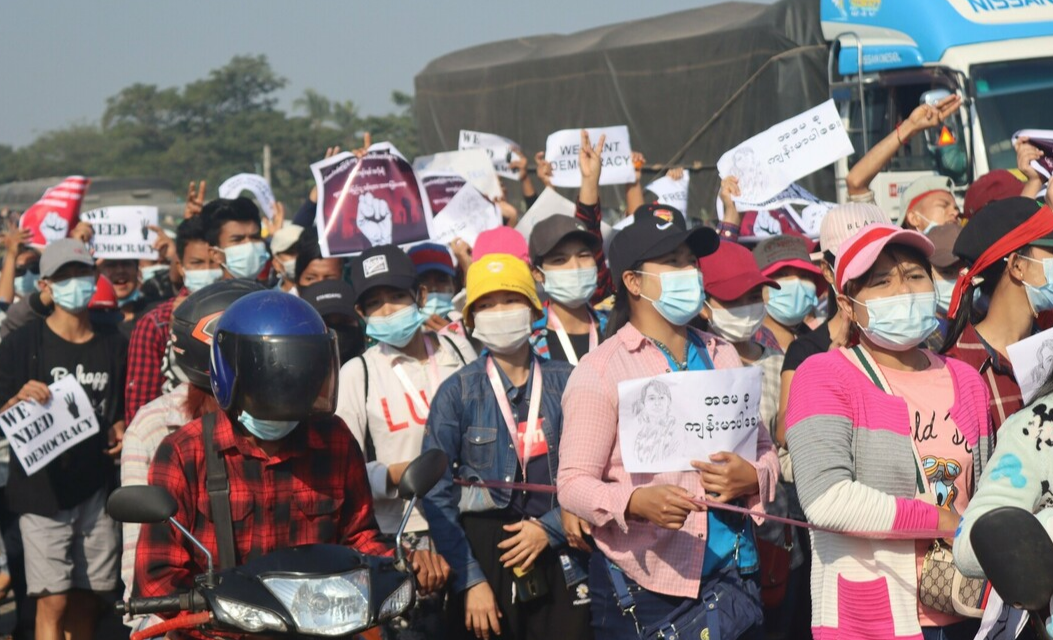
[
  {"xmin": 0, "ymin": 376, "xmax": 100, "ymax": 476},
  {"xmin": 544, "ymin": 126, "xmax": 635, "ymax": 188},
  {"xmin": 81, "ymin": 206, "xmax": 159, "ymax": 260}
]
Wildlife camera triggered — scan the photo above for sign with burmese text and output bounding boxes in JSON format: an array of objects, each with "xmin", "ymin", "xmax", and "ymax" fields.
[{"xmin": 0, "ymin": 376, "xmax": 99, "ymax": 476}]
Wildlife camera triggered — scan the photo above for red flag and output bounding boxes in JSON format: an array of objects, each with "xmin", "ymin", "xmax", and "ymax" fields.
[{"xmin": 18, "ymin": 176, "xmax": 90, "ymax": 246}]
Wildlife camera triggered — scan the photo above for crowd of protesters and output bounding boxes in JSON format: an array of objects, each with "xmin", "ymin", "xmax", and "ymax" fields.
[{"xmin": 0, "ymin": 94, "xmax": 1051, "ymax": 640}]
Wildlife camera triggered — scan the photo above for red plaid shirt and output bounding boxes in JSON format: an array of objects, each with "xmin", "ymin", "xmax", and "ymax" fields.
[
  {"xmin": 576, "ymin": 199, "xmax": 613, "ymax": 303},
  {"xmin": 125, "ymin": 294, "xmax": 181, "ymax": 424},
  {"xmin": 135, "ymin": 411, "xmax": 390, "ymax": 601},
  {"xmin": 945, "ymin": 323, "xmax": 1022, "ymax": 431}
]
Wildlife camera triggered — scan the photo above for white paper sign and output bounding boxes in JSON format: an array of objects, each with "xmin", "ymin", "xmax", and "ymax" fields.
[
  {"xmin": 413, "ymin": 149, "xmax": 502, "ymax": 199},
  {"xmin": 715, "ymin": 182, "xmax": 836, "ymax": 239},
  {"xmin": 1012, "ymin": 129, "xmax": 1053, "ymax": 179},
  {"xmin": 717, "ymin": 100, "xmax": 853, "ymax": 204},
  {"xmin": 430, "ymin": 184, "xmax": 502, "ymax": 247},
  {"xmin": 647, "ymin": 170, "xmax": 691, "ymax": 216},
  {"xmin": 618, "ymin": 368, "xmax": 761, "ymax": 473},
  {"xmin": 458, "ymin": 130, "xmax": 521, "ymax": 181},
  {"xmin": 218, "ymin": 173, "xmax": 277, "ymax": 219},
  {"xmin": 515, "ymin": 188, "xmax": 577, "ymax": 242},
  {"xmin": 80, "ymin": 206, "xmax": 159, "ymax": 260},
  {"xmin": 1008, "ymin": 327, "xmax": 1053, "ymax": 406},
  {"xmin": 0, "ymin": 376, "xmax": 100, "ymax": 476},
  {"xmin": 544, "ymin": 126, "xmax": 635, "ymax": 188}
]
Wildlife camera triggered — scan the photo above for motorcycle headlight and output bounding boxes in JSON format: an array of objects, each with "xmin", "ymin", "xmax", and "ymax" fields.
[
  {"xmin": 378, "ymin": 579, "xmax": 414, "ymax": 620},
  {"xmin": 261, "ymin": 570, "xmax": 371, "ymax": 636},
  {"xmin": 213, "ymin": 597, "xmax": 286, "ymax": 633}
]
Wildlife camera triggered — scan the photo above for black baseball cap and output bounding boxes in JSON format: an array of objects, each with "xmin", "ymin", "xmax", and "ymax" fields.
[
  {"xmin": 529, "ymin": 215, "xmax": 600, "ymax": 265},
  {"xmin": 300, "ymin": 280, "xmax": 357, "ymax": 317},
  {"xmin": 608, "ymin": 209, "xmax": 719, "ymax": 286},
  {"xmin": 349, "ymin": 245, "xmax": 418, "ymax": 305},
  {"xmin": 954, "ymin": 197, "xmax": 1048, "ymax": 265}
]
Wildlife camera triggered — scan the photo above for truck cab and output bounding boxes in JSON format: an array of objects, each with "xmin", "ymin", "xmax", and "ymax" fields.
[{"xmin": 822, "ymin": 0, "xmax": 1053, "ymax": 221}]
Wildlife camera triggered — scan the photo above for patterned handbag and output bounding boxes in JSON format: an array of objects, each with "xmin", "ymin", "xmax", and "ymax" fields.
[{"xmin": 919, "ymin": 540, "xmax": 988, "ymax": 618}]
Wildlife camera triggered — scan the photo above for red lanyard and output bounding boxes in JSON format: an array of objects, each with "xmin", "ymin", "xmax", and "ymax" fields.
[
  {"xmin": 547, "ymin": 307, "xmax": 597, "ymax": 366},
  {"xmin": 486, "ymin": 356, "xmax": 543, "ymax": 472}
]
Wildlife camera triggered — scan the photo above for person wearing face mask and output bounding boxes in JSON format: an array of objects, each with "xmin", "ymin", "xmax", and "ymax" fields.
[
  {"xmin": 408, "ymin": 242, "xmax": 460, "ymax": 331},
  {"xmin": 136, "ymin": 291, "xmax": 448, "ymax": 621},
  {"xmin": 119, "ymin": 279, "xmax": 261, "ymax": 632},
  {"xmin": 138, "ymin": 257, "xmax": 176, "ymax": 305},
  {"xmin": 299, "ymin": 279, "xmax": 365, "ymax": 364},
  {"xmin": 202, "ymin": 196, "xmax": 270, "ymax": 281},
  {"xmin": 97, "ymin": 257, "xmax": 151, "ymax": 338},
  {"xmin": 786, "ymin": 224, "xmax": 993, "ymax": 640},
  {"xmin": 0, "ymin": 239, "xmax": 128, "ymax": 640},
  {"xmin": 941, "ymin": 198, "xmax": 1053, "ymax": 431},
  {"xmin": 293, "ymin": 226, "xmax": 344, "ymax": 292},
  {"xmin": 269, "ymin": 223, "xmax": 303, "ymax": 293},
  {"xmin": 557, "ymin": 210, "xmax": 779, "ymax": 639},
  {"xmin": 0, "ymin": 224, "xmax": 38, "ymax": 309},
  {"xmin": 125, "ymin": 216, "xmax": 221, "ymax": 425},
  {"xmin": 752, "ymin": 236, "xmax": 826, "ymax": 352},
  {"xmin": 529, "ymin": 215, "xmax": 607, "ymax": 365},
  {"xmin": 422, "ymin": 252, "xmax": 590, "ymax": 640}
]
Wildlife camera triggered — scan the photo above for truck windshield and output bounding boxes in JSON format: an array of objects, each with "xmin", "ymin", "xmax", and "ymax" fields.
[{"xmin": 973, "ymin": 57, "xmax": 1053, "ymax": 170}]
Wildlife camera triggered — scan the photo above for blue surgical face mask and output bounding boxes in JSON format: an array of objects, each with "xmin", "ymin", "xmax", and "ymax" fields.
[
  {"xmin": 934, "ymin": 278, "xmax": 955, "ymax": 315},
  {"xmin": 141, "ymin": 264, "xmax": 169, "ymax": 283},
  {"xmin": 118, "ymin": 289, "xmax": 142, "ymax": 307},
  {"xmin": 15, "ymin": 271, "xmax": 39, "ymax": 297},
  {"xmin": 279, "ymin": 258, "xmax": 297, "ymax": 281},
  {"xmin": 851, "ymin": 291, "xmax": 938, "ymax": 351},
  {"xmin": 1020, "ymin": 255, "xmax": 1053, "ymax": 315},
  {"xmin": 637, "ymin": 269, "xmax": 706, "ymax": 326},
  {"xmin": 183, "ymin": 268, "xmax": 223, "ymax": 293},
  {"xmin": 238, "ymin": 411, "xmax": 299, "ymax": 441},
  {"xmin": 220, "ymin": 241, "xmax": 269, "ymax": 279},
  {"xmin": 765, "ymin": 279, "xmax": 818, "ymax": 326},
  {"xmin": 421, "ymin": 292, "xmax": 455, "ymax": 318},
  {"xmin": 50, "ymin": 276, "xmax": 96, "ymax": 313},
  {"xmin": 541, "ymin": 266, "xmax": 598, "ymax": 308},
  {"xmin": 365, "ymin": 304, "xmax": 426, "ymax": 348}
]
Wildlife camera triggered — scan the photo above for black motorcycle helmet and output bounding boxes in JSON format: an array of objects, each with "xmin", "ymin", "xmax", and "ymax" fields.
[
  {"xmin": 169, "ymin": 279, "xmax": 266, "ymax": 389},
  {"xmin": 210, "ymin": 290, "xmax": 339, "ymax": 420}
]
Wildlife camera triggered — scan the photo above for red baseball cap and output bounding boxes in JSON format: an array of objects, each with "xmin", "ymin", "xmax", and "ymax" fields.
[
  {"xmin": 963, "ymin": 170, "xmax": 1026, "ymax": 220},
  {"xmin": 698, "ymin": 240, "xmax": 779, "ymax": 302}
]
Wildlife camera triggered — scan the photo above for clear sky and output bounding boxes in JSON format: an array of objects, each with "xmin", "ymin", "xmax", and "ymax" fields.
[{"xmin": 0, "ymin": 0, "xmax": 777, "ymax": 148}]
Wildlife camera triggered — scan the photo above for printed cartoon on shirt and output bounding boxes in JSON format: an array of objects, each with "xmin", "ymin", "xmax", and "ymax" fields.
[
  {"xmin": 1023, "ymin": 403, "xmax": 1053, "ymax": 452},
  {"xmin": 922, "ymin": 455, "xmax": 963, "ymax": 509},
  {"xmin": 631, "ymin": 379, "xmax": 680, "ymax": 466}
]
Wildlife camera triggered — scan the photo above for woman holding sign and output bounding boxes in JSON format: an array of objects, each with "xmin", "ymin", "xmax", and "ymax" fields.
[
  {"xmin": 557, "ymin": 210, "xmax": 779, "ymax": 640},
  {"xmin": 786, "ymin": 225, "xmax": 993, "ymax": 639}
]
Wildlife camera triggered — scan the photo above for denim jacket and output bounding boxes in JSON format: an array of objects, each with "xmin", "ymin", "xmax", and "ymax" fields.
[{"xmin": 421, "ymin": 354, "xmax": 587, "ymax": 592}]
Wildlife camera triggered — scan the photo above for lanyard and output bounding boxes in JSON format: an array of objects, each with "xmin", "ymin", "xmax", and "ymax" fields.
[
  {"xmin": 486, "ymin": 356, "xmax": 543, "ymax": 473},
  {"xmin": 391, "ymin": 335, "xmax": 440, "ymax": 417},
  {"xmin": 547, "ymin": 306, "xmax": 597, "ymax": 366}
]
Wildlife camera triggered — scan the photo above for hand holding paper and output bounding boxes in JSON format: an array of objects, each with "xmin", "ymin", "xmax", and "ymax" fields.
[
  {"xmin": 626, "ymin": 485, "xmax": 703, "ymax": 531},
  {"xmin": 691, "ymin": 452, "xmax": 760, "ymax": 503}
]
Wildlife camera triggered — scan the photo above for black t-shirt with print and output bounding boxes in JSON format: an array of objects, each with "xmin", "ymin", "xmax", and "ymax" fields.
[{"xmin": 0, "ymin": 319, "xmax": 127, "ymax": 516}]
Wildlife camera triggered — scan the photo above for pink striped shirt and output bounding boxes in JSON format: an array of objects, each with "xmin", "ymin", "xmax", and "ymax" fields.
[{"xmin": 557, "ymin": 322, "xmax": 779, "ymax": 598}]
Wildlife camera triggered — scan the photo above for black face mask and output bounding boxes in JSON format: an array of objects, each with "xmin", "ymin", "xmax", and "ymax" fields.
[{"xmin": 332, "ymin": 324, "xmax": 365, "ymax": 364}]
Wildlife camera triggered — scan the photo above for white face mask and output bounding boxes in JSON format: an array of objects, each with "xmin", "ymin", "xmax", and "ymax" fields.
[
  {"xmin": 706, "ymin": 301, "xmax": 767, "ymax": 344},
  {"xmin": 472, "ymin": 307, "xmax": 533, "ymax": 354}
]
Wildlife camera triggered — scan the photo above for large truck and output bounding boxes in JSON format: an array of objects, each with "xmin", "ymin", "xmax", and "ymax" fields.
[{"xmin": 822, "ymin": 0, "xmax": 1053, "ymax": 219}]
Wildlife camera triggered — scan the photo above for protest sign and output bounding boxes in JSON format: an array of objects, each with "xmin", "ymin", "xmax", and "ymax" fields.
[
  {"xmin": 717, "ymin": 100, "xmax": 853, "ymax": 204},
  {"xmin": 0, "ymin": 375, "xmax": 100, "ymax": 476},
  {"xmin": 311, "ymin": 142, "xmax": 434, "ymax": 257},
  {"xmin": 18, "ymin": 176, "xmax": 90, "ymax": 246},
  {"xmin": 430, "ymin": 184, "xmax": 501, "ymax": 247},
  {"xmin": 647, "ymin": 170, "xmax": 690, "ymax": 216},
  {"xmin": 1012, "ymin": 130, "xmax": 1053, "ymax": 179},
  {"xmin": 1008, "ymin": 328, "xmax": 1053, "ymax": 405},
  {"xmin": 413, "ymin": 149, "xmax": 502, "ymax": 199},
  {"xmin": 544, "ymin": 126, "xmax": 635, "ymax": 188},
  {"xmin": 515, "ymin": 188, "xmax": 577, "ymax": 242},
  {"xmin": 420, "ymin": 171, "xmax": 467, "ymax": 214},
  {"xmin": 81, "ymin": 206, "xmax": 159, "ymax": 260},
  {"xmin": 218, "ymin": 173, "xmax": 277, "ymax": 219},
  {"xmin": 618, "ymin": 367, "xmax": 760, "ymax": 474},
  {"xmin": 715, "ymin": 183, "xmax": 835, "ymax": 239},
  {"xmin": 458, "ymin": 130, "xmax": 522, "ymax": 181}
]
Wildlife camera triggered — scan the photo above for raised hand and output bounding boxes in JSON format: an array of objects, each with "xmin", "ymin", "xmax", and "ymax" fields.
[
  {"xmin": 534, "ymin": 151, "xmax": 553, "ymax": 189},
  {"xmin": 667, "ymin": 166, "xmax": 685, "ymax": 182},
  {"xmin": 579, "ymin": 130, "xmax": 606, "ymax": 184},
  {"xmin": 184, "ymin": 181, "xmax": 207, "ymax": 219},
  {"xmin": 903, "ymin": 94, "xmax": 961, "ymax": 140},
  {"xmin": 2, "ymin": 220, "xmax": 31, "ymax": 253}
]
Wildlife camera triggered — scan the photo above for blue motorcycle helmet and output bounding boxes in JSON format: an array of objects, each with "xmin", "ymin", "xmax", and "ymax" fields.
[{"xmin": 210, "ymin": 290, "xmax": 339, "ymax": 421}]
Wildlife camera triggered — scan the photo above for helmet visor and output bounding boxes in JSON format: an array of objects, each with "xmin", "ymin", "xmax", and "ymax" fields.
[{"xmin": 230, "ymin": 332, "xmax": 339, "ymax": 420}]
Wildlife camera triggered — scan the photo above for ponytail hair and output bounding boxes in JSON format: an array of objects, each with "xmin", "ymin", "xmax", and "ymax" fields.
[{"xmin": 605, "ymin": 285, "xmax": 631, "ymax": 340}]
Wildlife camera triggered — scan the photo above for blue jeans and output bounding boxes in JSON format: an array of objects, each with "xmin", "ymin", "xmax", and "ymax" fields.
[
  {"xmin": 923, "ymin": 620, "xmax": 982, "ymax": 640},
  {"xmin": 588, "ymin": 551, "xmax": 763, "ymax": 640}
]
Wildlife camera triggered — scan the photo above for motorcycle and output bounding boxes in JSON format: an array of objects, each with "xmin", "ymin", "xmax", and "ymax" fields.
[
  {"xmin": 108, "ymin": 448, "xmax": 449, "ymax": 639},
  {"xmin": 970, "ymin": 506, "xmax": 1053, "ymax": 640}
]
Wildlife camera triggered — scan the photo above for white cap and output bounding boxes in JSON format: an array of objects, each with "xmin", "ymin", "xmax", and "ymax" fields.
[
  {"xmin": 270, "ymin": 224, "xmax": 304, "ymax": 255},
  {"xmin": 819, "ymin": 203, "xmax": 892, "ymax": 258}
]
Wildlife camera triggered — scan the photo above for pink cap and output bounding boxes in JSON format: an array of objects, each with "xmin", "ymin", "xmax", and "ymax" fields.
[
  {"xmin": 473, "ymin": 227, "xmax": 530, "ymax": 266},
  {"xmin": 834, "ymin": 224, "xmax": 934, "ymax": 293}
]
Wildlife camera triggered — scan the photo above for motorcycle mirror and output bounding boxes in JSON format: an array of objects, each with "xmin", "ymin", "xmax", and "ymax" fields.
[
  {"xmin": 970, "ymin": 506, "xmax": 1053, "ymax": 611},
  {"xmin": 107, "ymin": 486, "xmax": 178, "ymax": 524},
  {"xmin": 398, "ymin": 449, "xmax": 448, "ymax": 500}
]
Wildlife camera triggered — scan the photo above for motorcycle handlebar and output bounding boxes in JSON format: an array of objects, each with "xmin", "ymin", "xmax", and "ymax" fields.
[{"xmin": 116, "ymin": 592, "xmax": 206, "ymax": 616}]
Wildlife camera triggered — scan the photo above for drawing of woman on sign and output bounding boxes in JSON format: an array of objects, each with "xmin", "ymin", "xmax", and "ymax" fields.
[{"xmin": 632, "ymin": 379, "xmax": 679, "ymax": 466}]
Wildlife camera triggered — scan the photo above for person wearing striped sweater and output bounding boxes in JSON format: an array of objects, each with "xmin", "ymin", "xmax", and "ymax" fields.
[{"xmin": 787, "ymin": 224, "xmax": 994, "ymax": 640}]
